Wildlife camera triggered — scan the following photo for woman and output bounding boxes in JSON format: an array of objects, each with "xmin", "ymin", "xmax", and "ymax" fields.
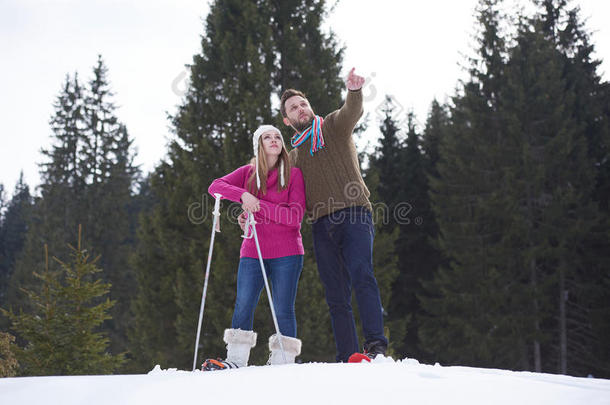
[{"xmin": 203, "ymin": 125, "xmax": 306, "ymax": 370}]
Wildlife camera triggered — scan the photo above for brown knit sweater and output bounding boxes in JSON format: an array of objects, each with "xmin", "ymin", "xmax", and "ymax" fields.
[{"xmin": 289, "ymin": 89, "xmax": 371, "ymax": 221}]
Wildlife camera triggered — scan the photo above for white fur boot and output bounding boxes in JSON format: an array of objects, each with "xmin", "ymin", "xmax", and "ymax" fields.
[
  {"xmin": 268, "ymin": 334, "xmax": 302, "ymax": 365},
  {"xmin": 224, "ymin": 328, "xmax": 257, "ymax": 367}
]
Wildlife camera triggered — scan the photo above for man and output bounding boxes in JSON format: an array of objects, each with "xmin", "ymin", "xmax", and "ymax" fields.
[{"xmin": 280, "ymin": 68, "xmax": 388, "ymax": 362}]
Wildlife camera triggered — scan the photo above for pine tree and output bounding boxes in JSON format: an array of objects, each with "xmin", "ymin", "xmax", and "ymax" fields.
[
  {"xmin": 420, "ymin": 0, "xmax": 606, "ymax": 377},
  {"xmin": 501, "ymin": 18, "xmax": 597, "ymax": 373},
  {"xmin": 5, "ymin": 73, "xmax": 85, "ymax": 319},
  {"xmin": 419, "ymin": 0, "xmax": 526, "ymax": 370},
  {"xmin": 41, "ymin": 73, "xmax": 86, "ymax": 189},
  {"xmin": 7, "ymin": 58, "xmax": 138, "ymax": 364},
  {"xmin": 82, "ymin": 58, "xmax": 139, "ymax": 355},
  {"xmin": 534, "ymin": 0, "xmax": 610, "ymax": 377},
  {"xmin": 415, "ymin": 100, "xmax": 449, "ymax": 362},
  {"xmin": 395, "ymin": 113, "xmax": 440, "ymax": 361},
  {"xmin": 370, "ymin": 97, "xmax": 404, "ymax": 216},
  {"xmin": 422, "ymin": 100, "xmax": 450, "ymax": 178},
  {"xmin": 1, "ymin": 226, "xmax": 125, "ymax": 376}
]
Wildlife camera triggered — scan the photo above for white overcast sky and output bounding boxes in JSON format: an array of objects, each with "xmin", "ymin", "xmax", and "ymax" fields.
[{"xmin": 1, "ymin": 0, "xmax": 608, "ymax": 195}]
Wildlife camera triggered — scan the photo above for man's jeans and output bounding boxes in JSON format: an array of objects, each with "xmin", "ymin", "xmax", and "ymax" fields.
[
  {"xmin": 312, "ymin": 206, "xmax": 387, "ymax": 362},
  {"xmin": 231, "ymin": 255, "xmax": 304, "ymax": 338}
]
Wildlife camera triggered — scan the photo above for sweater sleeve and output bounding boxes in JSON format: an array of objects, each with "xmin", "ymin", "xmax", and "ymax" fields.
[
  {"xmin": 208, "ymin": 165, "xmax": 251, "ymax": 203},
  {"xmin": 331, "ymin": 88, "xmax": 364, "ymax": 139},
  {"xmin": 256, "ymin": 168, "xmax": 306, "ymax": 228}
]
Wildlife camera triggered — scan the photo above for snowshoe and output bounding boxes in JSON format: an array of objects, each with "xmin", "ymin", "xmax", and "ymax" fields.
[
  {"xmin": 201, "ymin": 358, "xmax": 239, "ymax": 371},
  {"xmin": 348, "ymin": 352, "xmax": 371, "ymax": 363}
]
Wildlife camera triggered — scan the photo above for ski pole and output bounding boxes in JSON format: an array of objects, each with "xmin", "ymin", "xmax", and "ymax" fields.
[
  {"xmin": 192, "ymin": 193, "xmax": 222, "ymax": 371},
  {"xmin": 246, "ymin": 213, "xmax": 288, "ymax": 363}
]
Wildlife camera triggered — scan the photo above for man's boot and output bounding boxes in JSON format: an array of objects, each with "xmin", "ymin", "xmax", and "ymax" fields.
[{"xmin": 363, "ymin": 339, "xmax": 387, "ymax": 359}]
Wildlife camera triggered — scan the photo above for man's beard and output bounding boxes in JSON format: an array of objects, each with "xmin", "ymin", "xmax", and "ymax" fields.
[{"xmin": 290, "ymin": 115, "xmax": 313, "ymax": 133}]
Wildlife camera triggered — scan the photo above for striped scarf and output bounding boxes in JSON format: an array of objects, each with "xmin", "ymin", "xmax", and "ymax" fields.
[{"xmin": 290, "ymin": 115, "xmax": 325, "ymax": 156}]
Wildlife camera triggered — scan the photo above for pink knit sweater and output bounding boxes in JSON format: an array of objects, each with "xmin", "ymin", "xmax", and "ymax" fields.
[{"xmin": 208, "ymin": 164, "xmax": 306, "ymax": 259}]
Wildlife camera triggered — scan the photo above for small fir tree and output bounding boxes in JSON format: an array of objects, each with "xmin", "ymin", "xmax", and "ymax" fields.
[{"xmin": 2, "ymin": 226, "xmax": 124, "ymax": 376}]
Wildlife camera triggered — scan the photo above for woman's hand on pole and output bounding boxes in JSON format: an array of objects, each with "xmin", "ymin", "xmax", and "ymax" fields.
[{"xmin": 241, "ymin": 192, "xmax": 260, "ymax": 213}]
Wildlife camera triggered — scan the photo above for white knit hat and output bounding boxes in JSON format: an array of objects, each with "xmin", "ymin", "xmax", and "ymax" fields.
[{"xmin": 252, "ymin": 125, "xmax": 285, "ymax": 189}]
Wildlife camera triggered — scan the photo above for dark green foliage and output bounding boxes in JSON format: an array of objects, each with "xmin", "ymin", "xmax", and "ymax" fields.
[
  {"xmin": 5, "ymin": 72, "xmax": 86, "ymax": 316},
  {"xmin": 421, "ymin": 0, "xmax": 530, "ymax": 370},
  {"xmin": 396, "ymin": 111, "xmax": 445, "ymax": 363},
  {"xmin": 419, "ymin": 0, "xmax": 610, "ymax": 377},
  {"xmin": 2, "ymin": 228, "xmax": 125, "ymax": 376},
  {"xmin": 535, "ymin": 0, "xmax": 610, "ymax": 377},
  {"xmin": 80, "ymin": 58, "xmax": 139, "ymax": 357},
  {"xmin": 422, "ymin": 100, "xmax": 449, "ymax": 178},
  {"xmin": 0, "ymin": 173, "xmax": 32, "ymax": 309},
  {"xmin": 5, "ymin": 57, "xmax": 138, "ymax": 363},
  {"xmin": 370, "ymin": 97, "xmax": 405, "ymax": 217}
]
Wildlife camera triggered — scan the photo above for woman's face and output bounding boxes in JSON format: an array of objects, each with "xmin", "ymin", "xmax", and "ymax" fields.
[{"xmin": 261, "ymin": 130, "xmax": 283, "ymax": 157}]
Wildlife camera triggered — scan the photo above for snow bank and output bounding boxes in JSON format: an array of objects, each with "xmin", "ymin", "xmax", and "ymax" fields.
[{"xmin": 1, "ymin": 357, "xmax": 608, "ymax": 405}]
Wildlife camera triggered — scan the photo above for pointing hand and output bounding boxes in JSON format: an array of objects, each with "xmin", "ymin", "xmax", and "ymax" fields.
[{"xmin": 346, "ymin": 67, "xmax": 365, "ymax": 91}]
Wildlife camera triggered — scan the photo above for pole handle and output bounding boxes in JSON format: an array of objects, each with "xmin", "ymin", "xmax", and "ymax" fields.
[
  {"xmin": 213, "ymin": 193, "xmax": 221, "ymax": 232},
  {"xmin": 241, "ymin": 212, "xmax": 254, "ymax": 239}
]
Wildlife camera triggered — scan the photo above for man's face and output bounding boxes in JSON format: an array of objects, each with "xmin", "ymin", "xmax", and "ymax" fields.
[{"xmin": 283, "ymin": 95, "xmax": 315, "ymax": 132}]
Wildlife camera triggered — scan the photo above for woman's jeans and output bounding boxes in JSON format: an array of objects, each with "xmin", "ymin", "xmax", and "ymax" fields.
[
  {"xmin": 231, "ymin": 255, "xmax": 303, "ymax": 338},
  {"xmin": 312, "ymin": 207, "xmax": 387, "ymax": 362}
]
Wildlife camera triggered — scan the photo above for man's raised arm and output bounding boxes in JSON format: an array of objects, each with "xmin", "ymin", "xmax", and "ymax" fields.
[{"xmin": 334, "ymin": 67, "xmax": 365, "ymax": 136}]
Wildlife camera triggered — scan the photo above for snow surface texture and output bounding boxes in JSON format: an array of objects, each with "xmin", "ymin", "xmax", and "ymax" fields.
[{"xmin": 1, "ymin": 356, "xmax": 609, "ymax": 405}]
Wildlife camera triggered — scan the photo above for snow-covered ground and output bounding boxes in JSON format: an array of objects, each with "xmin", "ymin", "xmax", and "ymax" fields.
[{"xmin": 1, "ymin": 357, "xmax": 608, "ymax": 404}]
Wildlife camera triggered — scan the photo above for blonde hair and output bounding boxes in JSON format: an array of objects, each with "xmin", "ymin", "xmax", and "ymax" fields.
[{"xmin": 247, "ymin": 142, "xmax": 291, "ymax": 195}]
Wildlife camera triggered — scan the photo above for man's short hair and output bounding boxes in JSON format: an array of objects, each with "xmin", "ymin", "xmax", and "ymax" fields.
[{"xmin": 280, "ymin": 89, "xmax": 307, "ymax": 118}]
